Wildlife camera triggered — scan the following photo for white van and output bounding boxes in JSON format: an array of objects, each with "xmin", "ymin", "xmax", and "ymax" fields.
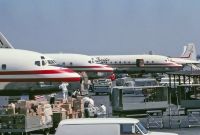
[{"xmin": 55, "ymin": 118, "xmax": 178, "ymax": 135}]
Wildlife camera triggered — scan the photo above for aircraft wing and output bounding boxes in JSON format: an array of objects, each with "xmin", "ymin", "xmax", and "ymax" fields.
[{"xmin": 0, "ymin": 32, "xmax": 14, "ymax": 49}]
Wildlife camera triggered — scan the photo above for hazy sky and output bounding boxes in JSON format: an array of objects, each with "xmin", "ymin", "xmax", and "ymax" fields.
[{"xmin": 0, "ymin": 0, "xmax": 200, "ymax": 56}]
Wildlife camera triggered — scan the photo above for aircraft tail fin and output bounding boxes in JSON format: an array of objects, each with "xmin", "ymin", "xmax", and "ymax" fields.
[
  {"xmin": 180, "ymin": 43, "xmax": 196, "ymax": 60},
  {"xmin": 0, "ymin": 32, "xmax": 14, "ymax": 49}
]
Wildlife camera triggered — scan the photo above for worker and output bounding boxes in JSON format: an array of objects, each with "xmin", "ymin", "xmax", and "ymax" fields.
[
  {"xmin": 88, "ymin": 96, "xmax": 94, "ymax": 107},
  {"xmin": 50, "ymin": 93, "xmax": 56, "ymax": 106},
  {"xmin": 82, "ymin": 96, "xmax": 90, "ymax": 107},
  {"xmin": 72, "ymin": 89, "xmax": 81, "ymax": 98},
  {"xmin": 82, "ymin": 96, "xmax": 94, "ymax": 107},
  {"xmin": 30, "ymin": 103, "xmax": 37, "ymax": 114},
  {"xmin": 59, "ymin": 82, "xmax": 69, "ymax": 101},
  {"xmin": 99, "ymin": 104, "xmax": 107, "ymax": 117}
]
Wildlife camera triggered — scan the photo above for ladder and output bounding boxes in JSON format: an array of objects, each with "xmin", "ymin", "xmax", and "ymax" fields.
[{"xmin": 146, "ymin": 110, "xmax": 163, "ymax": 129}]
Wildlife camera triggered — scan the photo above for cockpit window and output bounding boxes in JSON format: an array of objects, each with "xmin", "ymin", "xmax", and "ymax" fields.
[
  {"xmin": 42, "ymin": 60, "xmax": 47, "ymax": 66},
  {"xmin": 35, "ymin": 61, "xmax": 40, "ymax": 66},
  {"xmin": 41, "ymin": 56, "xmax": 45, "ymax": 59},
  {"xmin": 88, "ymin": 60, "xmax": 92, "ymax": 64}
]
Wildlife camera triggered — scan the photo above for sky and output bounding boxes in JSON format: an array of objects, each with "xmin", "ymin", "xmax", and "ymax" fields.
[{"xmin": 0, "ymin": 0, "xmax": 200, "ymax": 56}]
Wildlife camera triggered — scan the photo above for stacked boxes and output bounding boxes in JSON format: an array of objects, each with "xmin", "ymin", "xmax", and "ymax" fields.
[
  {"xmin": 52, "ymin": 96, "xmax": 84, "ymax": 120},
  {"xmin": 0, "ymin": 100, "xmax": 53, "ymax": 131}
]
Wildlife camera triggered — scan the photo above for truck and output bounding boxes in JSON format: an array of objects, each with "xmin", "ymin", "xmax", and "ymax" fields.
[
  {"xmin": 55, "ymin": 118, "xmax": 178, "ymax": 135},
  {"xmin": 93, "ymin": 79, "xmax": 112, "ymax": 95}
]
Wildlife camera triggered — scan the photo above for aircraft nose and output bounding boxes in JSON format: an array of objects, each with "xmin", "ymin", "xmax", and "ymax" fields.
[
  {"xmin": 102, "ymin": 65, "xmax": 114, "ymax": 72},
  {"xmin": 169, "ymin": 62, "xmax": 183, "ymax": 69},
  {"xmin": 174, "ymin": 62, "xmax": 182, "ymax": 68},
  {"xmin": 61, "ymin": 68, "xmax": 81, "ymax": 82}
]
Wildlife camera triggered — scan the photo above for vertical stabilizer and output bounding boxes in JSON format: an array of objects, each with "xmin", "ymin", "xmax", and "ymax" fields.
[
  {"xmin": 180, "ymin": 43, "xmax": 196, "ymax": 60},
  {"xmin": 0, "ymin": 32, "xmax": 14, "ymax": 49}
]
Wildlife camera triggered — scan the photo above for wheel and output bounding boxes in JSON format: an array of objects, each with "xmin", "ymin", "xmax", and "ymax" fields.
[
  {"xmin": 44, "ymin": 129, "xmax": 50, "ymax": 135},
  {"xmin": 22, "ymin": 132, "xmax": 30, "ymax": 135}
]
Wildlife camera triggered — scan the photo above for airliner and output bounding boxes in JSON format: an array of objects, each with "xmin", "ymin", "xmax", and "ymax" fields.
[
  {"xmin": 0, "ymin": 32, "xmax": 113, "ymax": 74},
  {"xmin": 45, "ymin": 53, "xmax": 114, "ymax": 73},
  {"xmin": 0, "ymin": 49, "xmax": 81, "ymax": 82},
  {"xmin": 0, "ymin": 48, "xmax": 81, "ymax": 95},
  {"xmin": 91, "ymin": 55, "xmax": 182, "ymax": 73}
]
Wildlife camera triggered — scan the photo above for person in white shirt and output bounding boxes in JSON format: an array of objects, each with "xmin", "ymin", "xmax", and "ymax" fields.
[
  {"xmin": 82, "ymin": 96, "xmax": 94, "ymax": 107},
  {"xmin": 88, "ymin": 96, "xmax": 94, "ymax": 107},
  {"xmin": 99, "ymin": 104, "xmax": 107, "ymax": 117},
  {"xmin": 59, "ymin": 82, "xmax": 69, "ymax": 100}
]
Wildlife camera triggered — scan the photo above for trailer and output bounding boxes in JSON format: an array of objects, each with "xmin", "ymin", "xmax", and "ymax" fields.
[
  {"xmin": 111, "ymin": 86, "xmax": 168, "ymax": 117},
  {"xmin": 93, "ymin": 79, "xmax": 112, "ymax": 95},
  {"xmin": 0, "ymin": 114, "xmax": 52, "ymax": 135}
]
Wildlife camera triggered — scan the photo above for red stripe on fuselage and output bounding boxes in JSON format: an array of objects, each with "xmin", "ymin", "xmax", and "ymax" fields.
[
  {"xmin": 74, "ymin": 70, "xmax": 113, "ymax": 72},
  {"xmin": 0, "ymin": 69, "xmax": 74, "ymax": 75},
  {"xmin": 68, "ymin": 66, "xmax": 105, "ymax": 68}
]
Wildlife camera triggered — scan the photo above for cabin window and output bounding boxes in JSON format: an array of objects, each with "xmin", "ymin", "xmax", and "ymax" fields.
[
  {"xmin": 110, "ymin": 62, "xmax": 112, "ymax": 64},
  {"xmin": 119, "ymin": 61, "xmax": 121, "ymax": 64},
  {"xmin": 124, "ymin": 61, "xmax": 126, "ymax": 64},
  {"xmin": 152, "ymin": 61, "xmax": 154, "ymax": 63},
  {"xmin": 115, "ymin": 61, "xmax": 117, "ymax": 64},
  {"xmin": 146, "ymin": 61, "xmax": 149, "ymax": 64},
  {"xmin": 70, "ymin": 62, "xmax": 73, "ymax": 66},
  {"xmin": 128, "ymin": 61, "xmax": 131, "ymax": 64},
  {"xmin": 35, "ymin": 61, "xmax": 40, "ymax": 66},
  {"xmin": 136, "ymin": 59, "xmax": 144, "ymax": 67},
  {"xmin": 62, "ymin": 62, "xmax": 65, "ymax": 66},
  {"xmin": 2, "ymin": 64, "xmax": 6, "ymax": 70}
]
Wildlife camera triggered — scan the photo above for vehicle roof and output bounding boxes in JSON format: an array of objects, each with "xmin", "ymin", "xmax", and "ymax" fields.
[
  {"xmin": 134, "ymin": 78, "xmax": 156, "ymax": 81},
  {"xmin": 112, "ymin": 86, "xmax": 166, "ymax": 89},
  {"xmin": 59, "ymin": 118, "xmax": 139, "ymax": 125}
]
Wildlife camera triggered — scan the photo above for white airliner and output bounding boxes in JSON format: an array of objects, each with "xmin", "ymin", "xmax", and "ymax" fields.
[
  {"xmin": 45, "ymin": 53, "xmax": 114, "ymax": 73},
  {"xmin": 91, "ymin": 55, "xmax": 182, "ymax": 73},
  {"xmin": 0, "ymin": 32, "xmax": 82, "ymax": 95},
  {"xmin": 0, "ymin": 49, "xmax": 81, "ymax": 82}
]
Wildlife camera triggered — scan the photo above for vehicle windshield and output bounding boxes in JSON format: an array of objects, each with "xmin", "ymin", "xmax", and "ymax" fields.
[{"xmin": 136, "ymin": 122, "xmax": 148, "ymax": 134}]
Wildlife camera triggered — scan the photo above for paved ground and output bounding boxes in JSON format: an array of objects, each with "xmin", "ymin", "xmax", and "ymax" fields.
[{"xmin": 151, "ymin": 128, "xmax": 200, "ymax": 135}]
